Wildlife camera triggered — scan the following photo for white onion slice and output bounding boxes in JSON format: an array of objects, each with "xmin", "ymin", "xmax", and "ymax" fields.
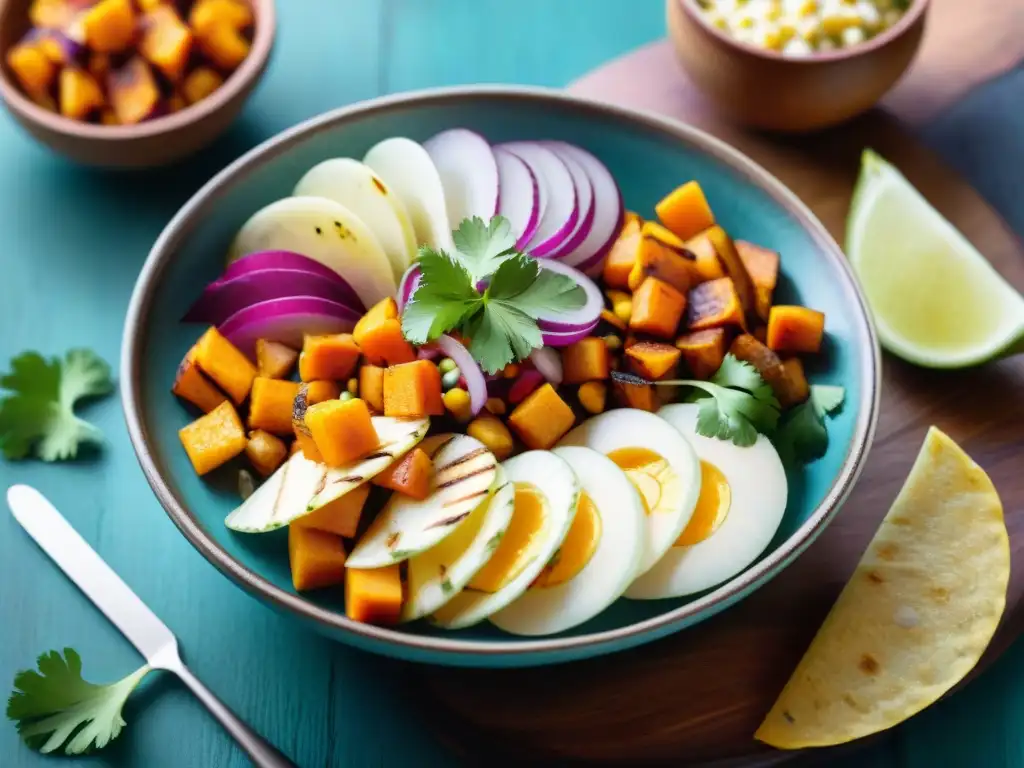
[
  {"xmin": 552, "ymin": 143, "xmax": 623, "ymax": 270},
  {"xmin": 435, "ymin": 334, "xmax": 487, "ymax": 415},
  {"xmin": 499, "ymin": 142, "xmax": 578, "ymax": 257},
  {"xmin": 544, "ymin": 142, "xmax": 595, "ymax": 258},
  {"xmin": 535, "ymin": 259, "xmax": 603, "ymax": 332},
  {"xmin": 494, "ymin": 148, "xmax": 541, "ymax": 249},
  {"xmin": 529, "ymin": 347, "xmax": 563, "ymax": 386},
  {"xmin": 424, "ymin": 128, "xmax": 500, "ymax": 225}
]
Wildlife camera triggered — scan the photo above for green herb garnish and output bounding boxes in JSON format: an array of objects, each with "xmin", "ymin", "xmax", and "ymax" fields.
[
  {"xmin": 0, "ymin": 349, "xmax": 114, "ymax": 461},
  {"xmin": 401, "ymin": 216, "xmax": 587, "ymax": 374},
  {"xmin": 7, "ymin": 649, "xmax": 152, "ymax": 755},
  {"xmin": 776, "ymin": 384, "xmax": 846, "ymax": 463}
]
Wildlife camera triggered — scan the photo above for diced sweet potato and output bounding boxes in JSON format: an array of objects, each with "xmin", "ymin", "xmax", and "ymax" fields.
[
  {"xmin": 294, "ymin": 483, "xmax": 369, "ymax": 538},
  {"xmin": 182, "ymin": 66, "xmax": 222, "ymax": 104},
  {"xmin": 305, "ymin": 398, "xmax": 379, "ymax": 467},
  {"xmin": 676, "ymin": 328, "xmax": 727, "ymax": 380},
  {"xmin": 629, "ymin": 277, "xmax": 686, "ymax": 339},
  {"xmin": 767, "ymin": 305, "xmax": 825, "ymax": 354},
  {"xmin": 245, "ymin": 429, "xmax": 287, "ymax": 476},
  {"xmin": 255, "ymin": 339, "xmax": 298, "ymax": 379},
  {"xmin": 289, "ymin": 525, "xmax": 347, "ymax": 592},
  {"xmin": 359, "ymin": 365, "xmax": 385, "ymax": 412},
  {"xmin": 178, "ymin": 400, "xmax": 246, "ymax": 475},
  {"xmin": 248, "ymin": 377, "xmax": 300, "ymax": 436},
  {"xmin": 383, "ymin": 360, "xmax": 443, "ymax": 418},
  {"xmin": 686, "ymin": 277, "xmax": 746, "ymax": 331},
  {"xmin": 736, "ymin": 241, "xmax": 779, "ymax": 322},
  {"xmin": 172, "ymin": 345, "xmax": 228, "ymax": 413},
  {"xmin": 345, "ymin": 564, "xmax": 402, "ymax": 625},
  {"xmin": 354, "ymin": 298, "xmax": 415, "ymax": 366},
  {"xmin": 705, "ymin": 226, "xmax": 756, "ymax": 320},
  {"xmin": 683, "ymin": 230, "xmax": 726, "ymax": 282},
  {"xmin": 507, "ymin": 383, "xmax": 575, "ymax": 450},
  {"xmin": 776, "ymin": 358, "xmax": 811, "ymax": 408},
  {"xmin": 305, "ymin": 380, "xmax": 341, "ymax": 404},
  {"xmin": 291, "ymin": 384, "xmax": 323, "ymax": 463},
  {"xmin": 58, "ymin": 67, "xmax": 104, "ymax": 120},
  {"xmin": 656, "ymin": 181, "xmax": 715, "ymax": 241},
  {"xmin": 372, "ymin": 447, "xmax": 432, "ymax": 499},
  {"xmin": 613, "ymin": 380, "xmax": 658, "ymax": 412},
  {"xmin": 194, "ymin": 20, "xmax": 249, "ymax": 70},
  {"xmin": 729, "ymin": 334, "xmax": 790, "ymax": 404},
  {"xmin": 298, "ymin": 334, "xmax": 360, "ymax": 382},
  {"xmin": 602, "ymin": 213, "xmax": 642, "ymax": 289},
  {"xmin": 82, "ymin": 0, "xmax": 136, "ymax": 53},
  {"xmin": 189, "ymin": 0, "xmax": 254, "ymax": 34},
  {"xmin": 108, "ymin": 57, "xmax": 161, "ymax": 125},
  {"xmin": 599, "ymin": 308, "xmax": 626, "ymax": 332},
  {"xmin": 194, "ymin": 326, "xmax": 257, "ymax": 404},
  {"xmin": 626, "ymin": 222, "xmax": 701, "ymax": 294},
  {"xmin": 625, "ymin": 341, "xmax": 682, "ymax": 380},
  {"xmin": 6, "ymin": 42, "xmax": 57, "ymax": 97},
  {"xmin": 466, "ymin": 413, "xmax": 514, "ymax": 461},
  {"xmin": 139, "ymin": 4, "xmax": 193, "ymax": 81},
  {"xmin": 561, "ymin": 337, "xmax": 610, "ymax": 384}
]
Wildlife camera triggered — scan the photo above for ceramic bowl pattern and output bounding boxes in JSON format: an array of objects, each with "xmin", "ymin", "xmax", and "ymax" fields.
[{"xmin": 122, "ymin": 86, "xmax": 880, "ymax": 667}]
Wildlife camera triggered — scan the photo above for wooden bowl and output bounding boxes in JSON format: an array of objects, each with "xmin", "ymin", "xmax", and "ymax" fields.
[
  {"xmin": 667, "ymin": 0, "xmax": 929, "ymax": 133},
  {"xmin": 0, "ymin": 0, "xmax": 275, "ymax": 168}
]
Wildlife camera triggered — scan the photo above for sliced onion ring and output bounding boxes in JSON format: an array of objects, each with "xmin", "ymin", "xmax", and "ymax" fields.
[
  {"xmin": 499, "ymin": 142, "xmax": 578, "ymax": 257},
  {"xmin": 223, "ymin": 250, "xmax": 364, "ymax": 311},
  {"xmin": 535, "ymin": 259, "xmax": 603, "ymax": 333},
  {"xmin": 434, "ymin": 334, "xmax": 487, "ymax": 415},
  {"xmin": 495, "ymin": 148, "xmax": 541, "ymax": 250},
  {"xmin": 529, "ymin": 347, "xmax": 563, "ymax": 386},
  {"xmin": 544, "ymin": 142, "xmax": 594, "ymax": 259},
  {"xmin": 219, "ymin": 296, "xmax": 361, "ymax": 359},
  {"xmin": 397, "ymin": 264, "xmax": 422, "ymax": 311},
  {"xmin": 552, "ymin": 144, "xmax": 624, "ymax": 272},
  {"xmin": 541, "ymin": 322, "xmax": 599, "ymax": 347}
]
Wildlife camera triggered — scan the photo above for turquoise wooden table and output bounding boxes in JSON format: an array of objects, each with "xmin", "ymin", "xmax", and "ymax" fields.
[{"xmin": 1, "ymin": 2, "xmax": 1023, "ymax": 766}]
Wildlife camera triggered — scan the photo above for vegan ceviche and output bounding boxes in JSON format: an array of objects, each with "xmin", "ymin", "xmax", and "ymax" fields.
[{"xmin": 171, "ymin": 129, "xmax": 843, "ymax": 636}]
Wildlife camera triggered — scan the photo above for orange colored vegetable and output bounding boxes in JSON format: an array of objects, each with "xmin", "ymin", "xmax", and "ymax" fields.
[
  {"xmin": 656, "ymin": 181, "xmax": 716, "ymax": 241},
  {"xmin": 189, "ymin": 0, "xmax": 254, "ymax": 34},
  {"xmin": 354, "ymin": 298, "xmax": 415, "ymax": 366},
  {"xmin": 466, "ymin": 413, "xmax": 514, "ymax": 460},
  {"xmin": 195, "ymin": 20, "xmax": 250, "ymax": 70},
  {"xmin": 59, "ymin": 68, "xmax": 105, "ymax": 120},
  {"xmin": 359, "ymin": 365, "xmax": 385, "ymax": 412},
  {"xmin": 599, "ymin": 308, "xmax": 626, "ymax": 332},
  {"xmin": 613, "ymin": 381, "xmax": 659, "ymax": 412},
  {"xmin": 705, "ymin": 226, "xmax": 756, "ymax": 319},
  {"xmin": 305, "ymin": 380, "xmax": 341, "ymax": 404},
  {"xmin": 686, "ymin": 277, "xmax": 746, "ymax": 331},
  {"xmin": 6, "ymin": 42, "xmax": 56, "ymax": 97},
  {"xmin": 172, "ymin": 345, "xmax": 228, "ymax": 413},
  {"xmin": 507, "ymin": 383, "xmax": 575, "ymax": 450},
  {"xmin": 345, "ymin": 564, "xmax": 402, "ymax": 625},
  {"xmin": 294, "ymin": 483, "xmax": 370, "ymax": 538},
  {"xmin": 107, "ymin": 57, "xmax": 161, "ymax": 125},
  {"xmin": 729, "ymin": 334, "xmax": 790, "ymax": 403},
  {"xmin": 245, "ymin": 429, "xmax": 288, "ymax": 477},
  {"xmin": 82, "ymin": 0, "xmax": 136, "ymax": 53},
  {"xmin": 178, "ymin": 400, "xmax": 247, "ymax": 476},
  {"xmin": 255, "ymin": 339, "xmax": 298, "ymax": 379},
  {"xmin": 137, "ymin": 0, "xmax": 165, "ymax": 11},
  {"xmin": 629, "ymin": 277, "xmax": 686, "ymax": 339},
  {"xmin": 383, "ymin": 360, "xmax": 443, "ymax": 418},
  {"xmin": 288, "ymin": 525, "xmax": 347, "ymax": 592},
  {"xmin": 305, "ymin": 398, "xmax": 379, "ymax": 467},
  {"xmin": 182, "ymin": 66, "xmax": 223, "ymax": 104},
  {"xmin": 736, "ymin": 241, "xmax": 780, "ymax": 322},
  {"xmin": 291, "ymin": 384, "xmax": 323, "ymax": 463},
  {"xmin": 561, "ymin": 337, "xmax": 610, "ymax": 384},
  {"xmin": 139, "ymin": 4, "xmax": 192, "ymax": 81},
  {"xmin": 776, "ymin": 357, "xmax": 811, "ymax": 408},
  {"xmin": 675, "ymin": 328, "xmax": 728, "ymax": 380},
  {"xmin": 194, "ymin": 327, "xmax": 257, "ymax": 404},
  {"xmin": 684, "ymin": 230, "xmax": 726, "ymax": 282},
  {"xmin": 766, "ymin": 305, "xmax": 825, "ymax": 354},
  {"xmin": 627, "ymin": 222, "xmax": 701, "ymax": 293},
  {"xmin": 29, "ymin": 0, "xmax": 77, "ymax": 29},
  {"xmin": 248, "ymin": 377, "xmax": 300, "ymax": 436},
  {"xmin": 601, "ymin": 214, "xmax": 642, "ymax": 289},
  {"xmin": 372, "ymin": 447, "xmax": 432, "ymax": 499},
  {"xmin": 298, "ymin": 334, "xmax": 360, "ymax": 382},
  {"xmin": 625, "ymin": 341, "xmax": 682, "ymax": 380}
]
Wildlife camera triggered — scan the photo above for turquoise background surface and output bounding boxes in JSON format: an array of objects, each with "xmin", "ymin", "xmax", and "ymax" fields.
[{"xmin": 1, "ymin": 1, "xmax": 1021, "ymax": 765}]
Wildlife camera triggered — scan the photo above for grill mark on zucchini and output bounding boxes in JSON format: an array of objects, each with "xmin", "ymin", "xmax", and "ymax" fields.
[
  {"xmin": 436, "ymin": 465, "xmax": 494, "ymax": 490},
  {"xmin": 426, "ymin": 435, "xmax": 458, "ymax": 458},
  {"xmin": 332, "ymin": 474, "xmax": 365, "ymax": 484},
  {"xmin": 436, "ymin": 447, "xmax": 490, "ymax": 472},
  {"xmin": 269, "ymin": 461, "xmax": 291, "ymax": 522},
  {"xmin": 361, "ymin": 451, "xmax": 394, "ymax": 462},
  {"xmin": 313, "ymin": 472, "xmax": 328, "ymax": 497},
  {"xmin": 425, "ymin": 509, "xmax": 473, "ymax": 530},
  {"xmin": 441, "ymin": 488, "xmax": 489, "ymax": 508}
]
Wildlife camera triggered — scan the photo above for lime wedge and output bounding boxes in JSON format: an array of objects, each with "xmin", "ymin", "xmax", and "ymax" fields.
[{"xmin": 846, "ymin": 150, "xmax": 1024, "ymax": 368}]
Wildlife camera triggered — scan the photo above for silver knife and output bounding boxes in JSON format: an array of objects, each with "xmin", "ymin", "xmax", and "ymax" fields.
[{"xmin": 7, "ymin": 484, "xmax": 296, "ymax": 768}]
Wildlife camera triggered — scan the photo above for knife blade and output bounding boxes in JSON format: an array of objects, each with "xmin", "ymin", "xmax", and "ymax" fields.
[{"xmin": 7, "ymin": 484, "xmax": 176, "ymax": 663}]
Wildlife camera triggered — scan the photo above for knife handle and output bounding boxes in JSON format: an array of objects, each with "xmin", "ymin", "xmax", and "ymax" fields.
[{"xmin": 173, "ymin": 662, "xmax": 298, "ymax": 768}]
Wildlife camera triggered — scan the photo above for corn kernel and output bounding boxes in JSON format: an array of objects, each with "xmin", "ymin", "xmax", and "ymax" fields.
[
  {"xmin": 578, "ymin": 382, "xmax": 607, "ymax": 415},
  {"xmin": 346, "ymin": 378, "xmax": 358, "ymax": 395},
  {"xmin": 612, "ymin": 298, "xmax": 632, "ymax": 325},
  {"xmin": 485, "ymin": 397, "xmax": 507, "ymax": 416},
  {"xmin": 442, "ymin": 388, "xmax": 473, "ymax": 423},
  {"xmin": 603, "ymin": 334, "xmax": 622, "ymax": 351}
]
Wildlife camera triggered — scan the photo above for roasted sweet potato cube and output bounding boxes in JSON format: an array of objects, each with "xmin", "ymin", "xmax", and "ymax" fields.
[
  {"xmin": 676, "ymin": 328, "xmax": 727, "ymax": 380},
  {"xmin": 248, "ymin": 377, "xmax": 300, "ymax": 436},
  {"xmin": 359, "ymin": 365, "xmax": 385, "ymax": 412},
  {"xmin": 139, "ymin": 4, "xmax": 193, "ymax": 81},
  {"xmin": 58, "ymin": 67, "xmax": 104, "ymax": 120},
  {"xmin": 294, "ymin": 482, "xmax": 369, "ymax": 538},
  {"xmin": 625, "ymin": 341, "xmax": 682, "ymax": 380},
  {"xmin": 245, "ymin": 429, "xmax": 288, "ymax": 477},
  {"xmin": 729, "ymin": 334, "xmax": 788, "ymax": 405},
  {"xmin": 775, "ymin": 358, "xmax": 811, "ymax": 408},
  {"xmin": 613, "ymin": 380, "xmax": 659, "ymax": 412},
  {"xmin": 107, "ymin": 57, "xmax": 161, "ymax": 125},
  {"xmin": 354, "ymin": 298, "xmax": 415, "ymax": 366},
  {"xmin": 561, "ymin": 337, "xmax": 610, "ymax": 384},
  {"xmin": 255, "ymin": 339, "xmax": 298, "ymax": 379},
  {"xmin": 189, "ymin": 0, "xmax": 254, "ymax": 33},
  {"xmin": 682, "ymin": 230, "xmax": 726, "ymax": 283},
  {"xmin": 687, "ymin": 277, "xmax": 745, "ymax": 331},
  {"xmin": 172, "ymin": 345, "xmax": 228, "ymax": 413},
  {"xmin": 305, "ymin": 398, "xmax": 379, "ymax": 467},
  {"xmin": 383, "ymin": 360, "xmax": 443, "ymax": 418},
  {"xmin": 507, "ymin": 383, "xmax": 575, "ymax": 450},
  {"xmin": 736, "ymin": 241, "xmax": 780, "ymax": 322},
  {"xmin": 298, "ymin": 334, "xmax": 360, "ymax": 382},
  {"xmin": 705, "ymin": 226, "xmax": 756, "ymax": 319},
  {"xmin": 182, "ymin": 66, "xmax": 223, "ymax": 104},
  {"xmin": 346, "ymin": 564, "xmax": 402, "ymax": 625},
  {"xmin": 194, "ymin": 326, "xmax": 257, "ymax": 404},
  {"xmin": 305, "ymin": 380, "xmax": 341, "ymax": 404},
  {"xmin": 626, "ymin": 222, "xmax": 701, "ymax": 294},
  {"xmin": 630, "ymin": 277, "xmax": 686, "ymax": 339},
  {"xmin": 178, "ymin": 400, "xmax": 247, "ymax": 475},
  {"xmin": 82, "ymin": 0, "xmax": 136, "ymax": 53},
  {"xmin": 195, "ymin": 20, "xmax": 249, "ymax": 70},
  {"xmin": 656, "ymin": 181, "xmax": 716, "ymax": 241},
  {"xmin": 6, "ymin": 42, "xmax": 57, "ymax": 97},
  {"xmin": 289, "ymin": 525, "xmax": 346, "ymax": 592},
  {"xmin": 767, "ymin": 306, "xmax": 825, "ymax": 354},
  {"xmin": 602, "ymin": 213, "xmax": 642, "ymax": 289}
]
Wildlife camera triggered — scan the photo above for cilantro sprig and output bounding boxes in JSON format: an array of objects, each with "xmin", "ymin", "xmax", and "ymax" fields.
[
  {"xmin": 0, "ymin": 349, "xmax": 114, "ymax": 461},
  {"xmin": 7, "ymin": 648, "xmax": 152, "ymax": 755},
  {"xmin": 402, "ymin": 216, "xmax": 586, "ymax": 373},
  {"xmin": 776, "ymin": 385, "xmax": 846, "ymax": 462}
]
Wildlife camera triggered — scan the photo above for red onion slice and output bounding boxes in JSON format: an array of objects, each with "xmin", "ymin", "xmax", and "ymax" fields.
[
  {"xmin": 219, "ymin": 297, "xmax": 361, "ymax": 359},
  {"xmin": 541, "ymin": 322, "xmax": 599, "ymax": 347},
  {"xmin": 424, "ymin": 128, "xmax": 500, "ymax": 224},
  {"xmin": 499, "ymin": 142, "xmax": 578, "ymax": 257},
  {"xmin": 552, "ymin": 144, "xmax": 624, "ymax": 271},
  {"xmin": 223, "ymin": 250, "xmax": 364, "ymax": 311},
  {"xmin": 494, "ymin": 148, "xmax": 541, "ymax": 249},
  {"xmin": 535, "ymin": 259, "xmax": 603, "ymax": 333},
  {"xmin": 529, "ymin": 347, "xmax": 564, "ymax": 386},
  {"xmin": 544, "ymin": 142, "xmax": 595, "ymax": 259},
  {"xmin": 433, "ymin": 335, "xmax": 487, "ymax": 415},
  {"xmin": 397, "ymin": 264, "xmax": 422, "ymax": 311}
]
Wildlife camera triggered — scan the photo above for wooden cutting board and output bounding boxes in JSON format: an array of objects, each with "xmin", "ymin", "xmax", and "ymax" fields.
[{"xmin": 418, "ymin": 2, "xmax": 1024, "ymax": 764}]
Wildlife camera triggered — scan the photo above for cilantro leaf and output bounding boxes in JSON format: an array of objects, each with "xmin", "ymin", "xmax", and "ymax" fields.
[
  {"xmin": 401, "ymin": 250, "xmax": 482, "ymax": 344},
  {"xmin": 488, "ymin": 255, "xmax": 587, "ymax": 319},
  {"xmin": 466, "ymin": 300, "xmax": 543, "ymax": 374},
  {"xmin": 775, "ymin": 384, "xmax": 846, "ymax": 463},
  {"xmin": 450, "ymin": 215, "xmax": 517, "ymax": 282},
  {"xmin": 7, "ymin": 648, "xmax": 152, "ymax": 755},
  {"xmin": 0, "ymin": 349, "xmax": 114, "ymax": 461},
  {"xmin": 811, "ymin": 385, "xmax": 845, "ymax": 415},
  {"xmin": 710, "ymin": 355, "xmax": 781, "ymax": 410}
]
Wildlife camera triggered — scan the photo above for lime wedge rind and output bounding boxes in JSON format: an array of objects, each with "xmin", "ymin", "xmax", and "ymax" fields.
[{"xmin": 846, "ymin": 150, "xmax": 1024, "ymax": 369}]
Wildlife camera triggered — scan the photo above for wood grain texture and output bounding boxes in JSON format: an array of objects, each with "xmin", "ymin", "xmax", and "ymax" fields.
[{"xmin": 420, "ymin": 1, "xmax": 1024, "ymax": 765}]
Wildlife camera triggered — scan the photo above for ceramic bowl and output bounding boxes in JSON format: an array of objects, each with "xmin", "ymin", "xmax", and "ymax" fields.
[
  {"xmin": 122, "ymin": 86, "xmax": 880, "ymax": 667},
  {"xmin": 0, "ymin": 0, "xmax": 275, "ymax": 167},
  {"xmin": 667, "ymin": 0, "xmax": 929, "ymax": 133}
]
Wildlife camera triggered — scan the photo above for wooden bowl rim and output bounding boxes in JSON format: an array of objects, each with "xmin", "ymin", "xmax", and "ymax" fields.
[
  {"xmin": 675, "ymin": 0, "xmax": 930, "ymax": 64},
  {"xmin": 121, "ymin": 85, "xmax": 881, "ymax": 665},
  {"xmin": 0, "ymin": 0, "xmax": 276, "ymax": 141}
]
